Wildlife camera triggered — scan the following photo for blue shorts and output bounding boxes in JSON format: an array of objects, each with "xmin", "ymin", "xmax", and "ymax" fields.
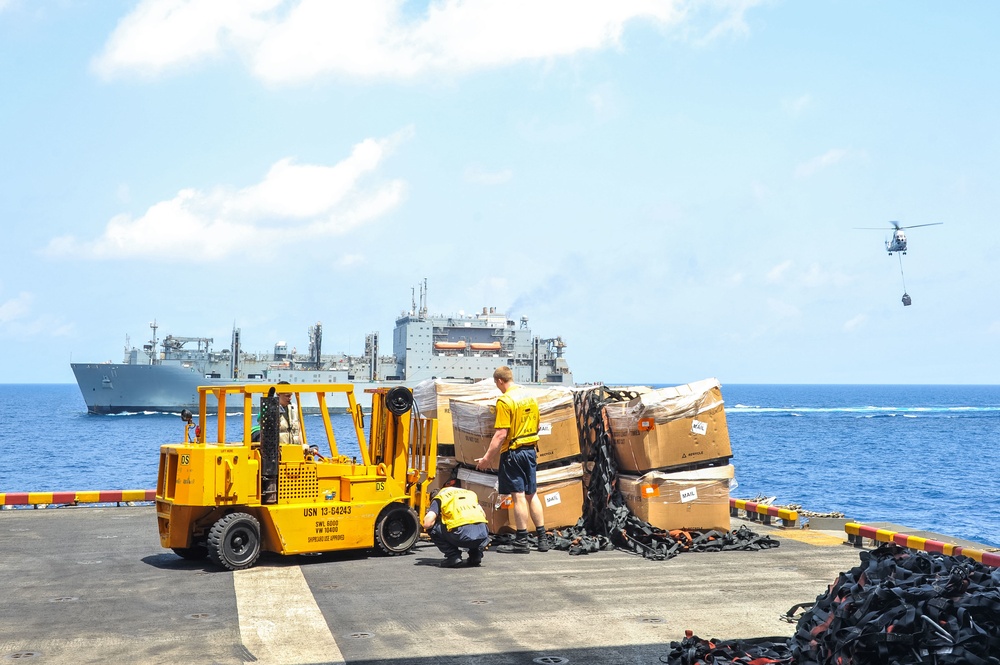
[{"xmin": 498, "ymin": 446, "xmax": 537, "ymax": 495}]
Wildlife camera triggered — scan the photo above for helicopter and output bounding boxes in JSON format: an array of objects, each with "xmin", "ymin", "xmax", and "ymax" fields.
[
  {"xmin": 856, "ymin": 221, "xmax": 943, "ymax": 306},
  {"xmin": 856, "ymin": 221, "xmax": 943, "ymax": 255}
]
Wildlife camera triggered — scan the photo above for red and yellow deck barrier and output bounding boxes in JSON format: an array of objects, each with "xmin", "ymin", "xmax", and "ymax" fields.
[
  {"xmin": 0, "ymin": 489, "xmax": 155, "ymax": 507},
  {"xmin": 730, "ymin": 498, "xmax": 799, "ymax": 528},
  {"xmin": 846, "ymin": 522, "xmax": 1000, "ymax": 568}
]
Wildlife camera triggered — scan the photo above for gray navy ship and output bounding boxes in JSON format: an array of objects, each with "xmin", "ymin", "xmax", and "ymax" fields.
[{"xmin": 71, "ymin": 283, "xmax": 572, "ymax": 414}]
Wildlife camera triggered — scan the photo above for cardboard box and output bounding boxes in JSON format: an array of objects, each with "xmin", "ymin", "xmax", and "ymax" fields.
[
  {"xmin": 426, "ymin": 456, "xmax": 458, "ymax": 494},
  {"xmin": 456, "ymin": 464, "xmax": 584, "ymax": 533},
  {"xmin": 450, "ymin": 387, "xmax": 581, "ymax": 470},
  {"xmin": 618, "ymin": 464, "xmax": 733, "ymax": 532},
  {"xmin": 412, "ymin": 379, "xmax": 499, "ymax": 446},
  {"xmin": 605, "ymin": 378, "xmax": 732, "ymax": 473}
]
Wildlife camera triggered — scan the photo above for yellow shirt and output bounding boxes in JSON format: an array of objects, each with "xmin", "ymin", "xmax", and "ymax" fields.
[
  {"xmin": 494, "ymin": 386, "xmax": 540, "ymax": 453},
  {"xmin": 434, "ymin": 487, "xmax": 487, "ymax": 530}
]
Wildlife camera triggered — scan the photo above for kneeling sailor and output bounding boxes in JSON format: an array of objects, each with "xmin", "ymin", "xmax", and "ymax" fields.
[{"xmin": 422, "ymin": 486, "xmax": 490, "ymax": 568}]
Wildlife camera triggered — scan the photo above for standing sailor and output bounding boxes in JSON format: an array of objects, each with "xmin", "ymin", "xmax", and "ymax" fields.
[{"xmin": 475, "ymin": 365, "xmax": 551, "ymax": 553}]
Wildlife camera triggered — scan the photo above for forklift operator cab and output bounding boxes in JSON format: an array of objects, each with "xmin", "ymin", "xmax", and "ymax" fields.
[{"xmin": 156, "ymin": 383, "xmax": 439, "ymax": 571}]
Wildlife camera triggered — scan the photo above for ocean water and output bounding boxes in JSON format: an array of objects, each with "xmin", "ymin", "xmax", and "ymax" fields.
[{"xmin": 1, "ymin": 384, "xmax": 997, "ymax": 548}]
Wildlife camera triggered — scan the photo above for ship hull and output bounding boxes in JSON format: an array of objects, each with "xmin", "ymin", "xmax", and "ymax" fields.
[{"xmin": 71, "ymin": 363, "xmax": 395, "ymax": 414}]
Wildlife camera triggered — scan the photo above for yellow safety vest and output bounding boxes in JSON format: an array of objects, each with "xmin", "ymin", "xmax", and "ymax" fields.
[
  {"xmin": 495, "ymin": 387, "xmax": 540, "ymax": 453},
  {"xmin": 435, "ymin": 487, "xmax": 487, "ymax": 530}
]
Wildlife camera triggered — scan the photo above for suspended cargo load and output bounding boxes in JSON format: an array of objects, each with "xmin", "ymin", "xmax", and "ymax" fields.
[
  {"xmin": 605, "ymin": 378, "xmax": 732, "ymax": 474},
  {"xmin": 450, "ymin": 386, "xmax": 580, "ymax": 469},
  {"xmin": 618, "ymin": 464, "xmax": 734, "ymax": 533},
  {"xmin": 456, "ymin": 463, "xmax": 584, "ymax": 533}
]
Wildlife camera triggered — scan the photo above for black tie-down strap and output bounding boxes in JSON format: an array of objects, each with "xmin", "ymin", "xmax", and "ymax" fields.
[
  {"xmin": 661, "ymin": 632, "xmax": 793, "ymax": 665},
  {"xmin": 515, "ymin": 387, "xmax": 780, "ymax": 559}
]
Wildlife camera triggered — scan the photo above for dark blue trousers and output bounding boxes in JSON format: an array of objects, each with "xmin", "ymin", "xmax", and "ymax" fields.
[{"xmin": 429, "ymin": 522, "xmax": 490, "ymax": 558}]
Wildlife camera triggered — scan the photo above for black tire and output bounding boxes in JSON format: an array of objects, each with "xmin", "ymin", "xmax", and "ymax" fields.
[
  {"xmin": 374, "ymin": 504, "xmax": 419, "ymax": 555},
  {"xmin": 207, "ymin": 512, "xmax": 261, "ymax": 571},
  {"xmin": 171, "ymin": 545, "xmax": 208, "ymax": 561}
]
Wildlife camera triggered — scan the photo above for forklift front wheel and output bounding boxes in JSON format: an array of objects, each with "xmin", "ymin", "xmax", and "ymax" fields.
[
  {"xmin": 208, "ymin": 512, "xmax": 262, "ymax": 571},
  {"xmin": 374, "ymin": 504, "xmax": 419, "ymax": 555}
]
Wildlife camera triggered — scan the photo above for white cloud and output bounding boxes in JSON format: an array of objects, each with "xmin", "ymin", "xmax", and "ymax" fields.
[
  {"xmin": 464, "ymin": 165, "xmax": 513, "ymax": 185},
  {"xmin": 766, "ymin": 259, "xmax": 792, "ymax": 283},
  {"xmin": 843, "ymin": 314, "xmax": 867, "ymax": 332},
  {"xmin": 795, "ymin": 148, "xmax": 848, "ymax": 178},
  {"xmin": 693, "ymin": 0, "xmax": 763, "ymax": 45},
  {"xmin": 800, "ymin": 263, "xmax": 853, "ymax": 288},
  {"xmin": 92, "ymin": 0, "xmax": 705, "ymax": 82},
  {"xmin": 336, "ymin": 254, "xmax": 365, "ymax": 269},
  {"xmin": 783, "ymin": 93, "xmax": 811, "ymax": 116},
  {"xmin": 0, "ymin": 291, "xmax": 32, "ymax": 324},
  {"xmin": 766, "ymin": 297, "xmax": 800, "ymax": 320},
  {"xmin": 42, "ymin": 131, "xmax": 409, "ymax": 262}
]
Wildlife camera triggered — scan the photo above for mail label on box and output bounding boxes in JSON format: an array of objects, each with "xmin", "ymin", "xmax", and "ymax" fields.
[{"xmin": 679, "ymin": 487, "xmax": 699, "ymax": 503}]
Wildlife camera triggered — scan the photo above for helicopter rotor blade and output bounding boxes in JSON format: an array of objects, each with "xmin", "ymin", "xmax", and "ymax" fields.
[
  {"xmin": 897, "ymin": 222, "xmax": 944, "ymax": 230},
  {"xmin": 889, "ymin": 221, "xmax": 902, "ymax": 230}
]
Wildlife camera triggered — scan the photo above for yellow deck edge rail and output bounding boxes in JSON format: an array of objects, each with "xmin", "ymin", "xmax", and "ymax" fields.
[
  {"xmin": 845, "ymin": 522, "xmax": 1000, "ymax": 568},
  {"xmin": 0, "ymin": 490, "xmax": 155, "ymax": 507},
  {"xmin": 729, "ymin": 498, "xmax": 798, "ymax": 528}
]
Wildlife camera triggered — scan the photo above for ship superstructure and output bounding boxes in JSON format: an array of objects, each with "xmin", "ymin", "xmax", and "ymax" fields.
[{"xmin": 71, "ymin": 284, "xmax": 572, "ymax": 414}]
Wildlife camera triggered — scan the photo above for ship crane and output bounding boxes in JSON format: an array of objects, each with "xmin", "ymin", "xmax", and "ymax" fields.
[{"xmin": 162, "ymin": 336, "xmax": 214, "ymax": 351}]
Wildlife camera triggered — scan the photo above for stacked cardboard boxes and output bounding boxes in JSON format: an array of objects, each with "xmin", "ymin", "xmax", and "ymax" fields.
[
  {"xmin": 450, "ymin": 386, "xmax": 580, "ymax": 470},
  {"xmin": 456, "ymin": 463, "xmax": 585, "ymax": 533},
  {"xmin": 605, "ymin": 378, "xmax": 734, "ymax": 531},
  {"xmin": 412, "ymin": 378, "xmax": 499, "ymax": 449}
]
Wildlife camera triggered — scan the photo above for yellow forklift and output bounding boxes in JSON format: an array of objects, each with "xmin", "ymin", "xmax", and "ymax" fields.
[{"xmin": 155, "ymin": 383, "xmax": 439, "ymax": 570}]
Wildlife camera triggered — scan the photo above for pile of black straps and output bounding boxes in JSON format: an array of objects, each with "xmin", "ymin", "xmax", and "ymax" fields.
[{"xmin": 662, "ymin": 543, "xmax": 1000, "ymax": 665}]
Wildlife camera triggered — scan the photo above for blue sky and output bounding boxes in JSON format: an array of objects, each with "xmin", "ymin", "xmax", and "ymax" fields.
[{"xmin": 1, "ymin": 1, "xmax": 997, "ymax": 385}]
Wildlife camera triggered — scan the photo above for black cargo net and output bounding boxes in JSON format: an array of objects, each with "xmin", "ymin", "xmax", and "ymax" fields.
[
  {"xmin": 662, "ymin": 544, "xmax": 1000, "ymax": 665},
  {"xmin": 493, "ymin": 386, "xmax": 779, "ymax": 559}
]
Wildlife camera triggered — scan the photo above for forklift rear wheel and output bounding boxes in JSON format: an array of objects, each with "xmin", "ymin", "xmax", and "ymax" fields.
[
  {"xmin": 208, "ymin": 512, "xmax": 261, "ymax": 570},
  {"xmin": 172, "ymin": 545, "xmax": 208, "ymax": 561},
  {"xmin": 374, "ymin": 504, "xmax": 419, "ymax": 555}
]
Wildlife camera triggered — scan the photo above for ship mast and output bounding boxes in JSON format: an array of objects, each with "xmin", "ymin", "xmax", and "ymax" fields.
[{"xmin": 147, "ymin": 320, "xmax": 159, "ymax": 365}]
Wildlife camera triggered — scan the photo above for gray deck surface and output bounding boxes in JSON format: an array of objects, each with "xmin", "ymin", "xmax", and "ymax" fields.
[{"xmin": 0, "ymin": 506, "xmax": 888, "ymax": 664}]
